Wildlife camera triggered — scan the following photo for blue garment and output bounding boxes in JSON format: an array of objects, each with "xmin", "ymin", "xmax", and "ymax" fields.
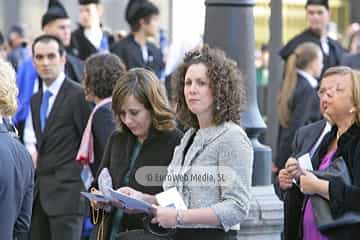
[
  {"xmin": 0, "ymin": 124, "xmax": 34, "ymax": 239},
  {"xmin": 99, "ymin": 35, "xmax": 110, "ymax": 53},
  {"xmin": 13, "ymin": 58, "xmax": 38, "ymax": 125},
  {"xmin": 40, "ymin": 90, "xmax": 53, "ymax": 131}
]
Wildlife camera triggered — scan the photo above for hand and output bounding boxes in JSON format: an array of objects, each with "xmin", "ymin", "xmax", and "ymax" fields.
[
  {"xmin": 116, "ymin": 186, "xmax": 143, "ymax": 199},
  {"xmin": 110, "ymin": 199, "xmax": 143, "ymax": 214},
  {"xmin": 285, "ymin": 157, "xmax": 303, "ymax": 181},
  {"xmin": 271, "ymin": 162, "xmax": 279, "ymax": 174},
  {"xmin": 151, "ymin": 206, "xmax": 177, "ymax": 228},
  {"xmin": 278, "ymin": 168, "xmax": 293, "ymax": 190},
  {"xmin": 299, "ymin": 171, "xmax": 319, "ymax": 195}
]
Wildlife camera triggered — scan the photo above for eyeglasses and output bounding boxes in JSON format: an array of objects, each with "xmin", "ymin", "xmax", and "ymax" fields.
[{"xmin": 317, "ymin": 85, "xmax": 345, "ymax": 98}]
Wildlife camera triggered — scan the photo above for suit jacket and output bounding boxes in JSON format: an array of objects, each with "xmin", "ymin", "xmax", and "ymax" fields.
[
  {"xmin": 94, "ymin": 127, "xmax": 183, "ymax": 239},
  {"xmin": 340, "ymin": 53, "xmax": 360, "ymax": 71},
  {"xmin": 163, "ymin": 122, "xmax": 253, "ymax": 231},
  {"xmin": 0, "ymin": 124, "xmax": 34, "ymax": 240},
  {"xmin": 275, "ymin": 73, "xmax": 322, "ymax": 169},
  {"xmin": 279, "ymin": 28, "xmax": 344, "ymax": 77},
  {"xmin": 111, "ymin": 34, "xmax": 165, "ymax": 78},
  {"xmin": 31, "ymin": 78, "xmax": 92, "ymax": 216},
  {"xmin": 281, "ymin": 119, "xmax": 327, "ymax": 240},
  {"xmin": 71, "ymin": 25, "xmax": 114, "ymax": 60},
  {"xmin": 90, "ymin": 102, "xmax": 116, "ymax": 176}
]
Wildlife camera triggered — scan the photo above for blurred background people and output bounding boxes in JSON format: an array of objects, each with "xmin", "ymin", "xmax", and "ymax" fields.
[
  {"xmin": 6, "ymin": 25, "xmax": 30, "ymax": 71},
  {"xmin": 111, "ymin": 0, "xmax": 164, "ymax": 79},
  {"xmin": 279, "ymin": 0, "xmax": 344, "ymax": 78},
  {"xmin": 71, "ymin": 0, "xmax": 113, "ymax": 60}
]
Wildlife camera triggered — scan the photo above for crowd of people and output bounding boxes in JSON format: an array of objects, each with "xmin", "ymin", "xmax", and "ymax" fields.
[{"xmin": 1, "ymin": 0, "xmax": 360, "ymax": 240}]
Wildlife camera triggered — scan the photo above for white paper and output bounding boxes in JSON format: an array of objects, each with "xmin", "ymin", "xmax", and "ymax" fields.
[
  {"xmin": 155, "ymin": 187, "xmax": 187, "ymax": 210},
  {"xmin": 298, "ymin": 153, "xmax": 313, "ymax": 171}
]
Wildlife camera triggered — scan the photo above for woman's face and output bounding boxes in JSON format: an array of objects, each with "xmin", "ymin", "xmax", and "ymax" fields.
[
  {"xmin": 119, "ymin": 95, "xmax": 152, "ymax": 142},
  {"xmin": 184, "ymin": 63, "xmax": 214, "ymax": 118},
  {"xmin": 320, "ymin": 73, "xmax": 355, "ymax": 124}
]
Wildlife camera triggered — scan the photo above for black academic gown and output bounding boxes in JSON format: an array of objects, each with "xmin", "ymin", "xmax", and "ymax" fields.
[
  {"xmin": 279, "ymin": 28, "xmax": 344, "ymax": 77},
  {"xmin": 111, "ymin": 34, "xmax": 164, "ymax": 78},
  {"xmin": 65, "ymin": 53, "xmax": 84, "ymax": 84},
  {"xmin": 70, "ymin": 25, "xmax": 114, "ymax": 61}
]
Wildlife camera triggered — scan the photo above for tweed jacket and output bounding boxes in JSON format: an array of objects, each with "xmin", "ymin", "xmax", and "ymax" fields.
[{"xmin": 163, "ymin": 121, "xmax": 253, "ymax": 231}]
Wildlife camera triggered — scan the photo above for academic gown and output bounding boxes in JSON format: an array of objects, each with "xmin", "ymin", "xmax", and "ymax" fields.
[
  {"xmin": 279, "ymin": 28, "xmax": 344, "ymax": 77},
  {"xmin": 111, "ymin": 34, "xmax": 165, "ymax": 79},
  {"xmin": 70, "ymin": 25, "xmax": 113, "ymax": 60}
]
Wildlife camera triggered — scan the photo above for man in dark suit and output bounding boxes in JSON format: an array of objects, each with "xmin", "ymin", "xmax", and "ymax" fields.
[
  {"xmin": 279, "ymin": 0, "xmax": 344, "ymax": 78},
  {"xmin": 14, "ymin": 0, "xmax": 84, "ymax": 143},
  {"xmin": 29, "ymin": 34, "xmax": 91, "ymax": 240}
]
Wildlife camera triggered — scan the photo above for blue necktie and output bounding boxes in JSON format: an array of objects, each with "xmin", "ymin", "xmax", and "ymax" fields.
[{"xmin": 40, "ymin": 90, "xmax": 52, "ymax": 132}]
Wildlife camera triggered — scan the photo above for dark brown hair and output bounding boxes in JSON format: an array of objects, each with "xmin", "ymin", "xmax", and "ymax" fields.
[
  {"xmin": 172, "ymin": 44, "xmax": 246, "ymax": 129},
  {"xmin": 112, "ymin": 68, "xmax": 176, "ymax": 131},
  {"xmin": 84, "ymin": 53, "xmax": 126, "ymax": 99}
]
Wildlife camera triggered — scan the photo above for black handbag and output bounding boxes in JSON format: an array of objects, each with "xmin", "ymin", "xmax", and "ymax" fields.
[{"xmin": 311, "ymin": 156, "xmax": 360, "ymax": 231}]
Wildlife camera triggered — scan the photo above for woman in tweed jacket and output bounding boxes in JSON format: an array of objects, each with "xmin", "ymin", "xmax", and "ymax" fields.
[{"xmin": 117, "ymin": 45, "xmax": 253, "ymax": 240}]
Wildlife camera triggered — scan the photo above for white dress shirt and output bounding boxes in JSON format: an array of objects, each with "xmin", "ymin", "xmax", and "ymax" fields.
[
  {"xmin": 23, "ymin": 72, "xmax": 65, "ymax": 155},
  {"xmin": 320, "ymin": 36, "xmax": 330, "ymax": 56},
  {"xmin": 84, "ymin": 27, "xmax": 103, "ymax": 49},
  {"xmin": 297, "ymin": 69, "xmax": 318, "ymax": 89}
]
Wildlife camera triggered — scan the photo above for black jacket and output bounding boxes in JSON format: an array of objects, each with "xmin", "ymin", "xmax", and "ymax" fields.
[
  {"xmin": 71, "ymin": 25, "xmax": 114, "ymax": 60},
  {"xmin": 275, "ymin": 73, "xmax": 322, "ymax": 169},
  {"xmin": 91, "ymin": 103, "xmax": 116, "ymax": 176},
  {"xmin": 280, "ymin": 120, "xmax": 327, "ymax": 240},
  {"xmin": 111, "ymin": 34, "xmax": 164, "ymax": 78},
  {"xmin": 94, "ymin": 127, "xmax": 183, "ymax": 239},
  {"xmin": 31, "ymin": 78, "xmax": 92, "ymax": 216},
  {"xmin": 279, "ymin": 28, "xmax": 344, "ymax": 77}
]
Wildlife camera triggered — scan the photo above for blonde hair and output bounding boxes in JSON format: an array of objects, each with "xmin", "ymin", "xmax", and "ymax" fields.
[
  {"xmin": 278, "ymin": 42, "xmax": 322, "ymax": 127},
  {"xmin": 323, "ymin": 66, "xmax": 360, "ymax": 124},
  {"xmin": 112, "ymin": 68, "xmax": 176, "ymax": 131},
  {"xmin": 0, "ymin": 60, "xmax": 18, "ymax": 117}
]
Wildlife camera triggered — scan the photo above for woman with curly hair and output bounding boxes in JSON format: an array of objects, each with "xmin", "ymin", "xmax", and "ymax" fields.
[{"xmin": 117, "ymin": 45, "xmax": 254, "ymax": 240}]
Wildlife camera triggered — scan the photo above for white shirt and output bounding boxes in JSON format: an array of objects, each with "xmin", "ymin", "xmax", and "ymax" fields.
[
  {"xmin": 23, "ymin": 72, "xmax": 65, "ymax": 155},
  {"xmin": 309, "ymin": 121, "xmax": 332, "ymax": 158},
  {"xmin": 84, "ymin": 27, "xmax": 103, "ymax": 49},
  {"xmin": 141, "ymin": 44, "xmax": 149, "ymax": 63},
  {"xmin": 320, "ymin": 36, "xmax": 330, "ymax": 56},
  {"xmin": 297, "ymin": 69, "xmax": 318, "ymax": 88}
]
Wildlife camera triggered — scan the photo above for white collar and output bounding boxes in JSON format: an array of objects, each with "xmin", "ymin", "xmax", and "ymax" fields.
[
  {"xmin": 0, "ymin": 117, "xmax": 3, "ymax": 124},
  {"xmin": 297, "ymin": 69, "xmax": 318, "ymax": 88},
  {"xmin": 43, "ymin": 72, "xmax": 65, "ymax": 95}
]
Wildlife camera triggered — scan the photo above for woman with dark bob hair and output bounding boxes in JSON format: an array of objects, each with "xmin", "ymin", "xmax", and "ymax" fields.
[
  {"xmin": 77, "ymin": 53, "xmax": 126, "ymax": 177},
  {"xmin": 117, "ymin": 45, "xmax": 254, "ymax": 240},
  {"xmin": 91, "ymin": 68, "xmax": 183, "ymax": 239}
]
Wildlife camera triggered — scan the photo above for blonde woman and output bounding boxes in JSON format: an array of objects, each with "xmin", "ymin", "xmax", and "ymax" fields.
[
  {"xmin": 0, "ymin": 60, "xmax": 34, "ymax": 239},
  {"xmin": 275, "ymin": 42, "xmax": 323, "ymax": 172}
]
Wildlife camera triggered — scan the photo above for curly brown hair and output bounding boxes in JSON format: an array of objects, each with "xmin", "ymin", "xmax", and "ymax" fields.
[
  {"xmin": 112, "ymin": 68, "xmax": 176, "ymax": 131},
  {"xmin": 172, "ymin": 44, "xmax": 246, "ymax": 129},
  {"xmin": 84, "ymin": 53, "xmax": 126, "ymax": 99}
]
